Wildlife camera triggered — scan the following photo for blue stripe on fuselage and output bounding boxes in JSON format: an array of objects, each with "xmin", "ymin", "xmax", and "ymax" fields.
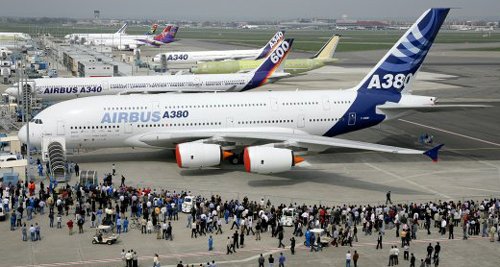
[{"xmin": 323, "ymin": 91, "xmax": 401, "ymax": 137}]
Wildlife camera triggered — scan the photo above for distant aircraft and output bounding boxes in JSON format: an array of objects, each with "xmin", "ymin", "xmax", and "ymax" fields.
[
  {"xmin": 19, "ymin": 9, "xmax": 488, "ymax": 174},
  {"xmin": 240, "ymin": 25, "xmax": 259, "ymax": 29},
  {"xmin": 6, "ymin": 39, "xmax": 293, "ymax": 102},
  {"xmin": 152, "ymin": 31, "xmax": 285, "ymax": 64},
  {"xmin": 64, "ymin": 23, "xmax": 128, "ymax": 43},
  {"xmin": 91, "ymin": 25, "xmax": 179, "ymax": 50},
  {"xmin": 191, "ymin": 34, "xmax": 339, "ymax": 75},
  {"xmin": 0, "ymin": 32, "xmax": 32, "ymax": 49}
]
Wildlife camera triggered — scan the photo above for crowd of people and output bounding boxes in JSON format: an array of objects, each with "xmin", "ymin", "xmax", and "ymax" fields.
[{"xmin": 1, "ymin": 165, "xmax": 500, "ymax": 267}]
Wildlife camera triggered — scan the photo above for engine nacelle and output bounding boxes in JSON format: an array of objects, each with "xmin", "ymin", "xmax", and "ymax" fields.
[
  {"xmin": 244, "ymin": 147, "xmax": 302, "ymax": 174},
  {"xmin": 128, "ymin": 44, "xmax": 138, "ymax": 50},
  {"xmin": 175, "ymin": 143, "xmax": 223, "ymax": 168},
  {"xmin": 117, "ymin": 45, "xmax": 129, "ymax": 51}
]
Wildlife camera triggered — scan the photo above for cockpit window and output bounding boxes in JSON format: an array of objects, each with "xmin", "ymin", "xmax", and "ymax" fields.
[{"xmin": 30, "ymin": 119, "xmax": 43, "ymax": 124}]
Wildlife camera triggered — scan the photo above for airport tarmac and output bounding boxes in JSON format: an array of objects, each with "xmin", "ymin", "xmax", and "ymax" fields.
[{"xmin": 1, "ymin": 39, "xmax": 500, "ymax": 266}]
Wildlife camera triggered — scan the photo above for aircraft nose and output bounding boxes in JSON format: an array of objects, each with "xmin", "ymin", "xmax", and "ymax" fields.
[{"xmin": 18, "ymin": 124, "xmax": 27, "ymax": 144}]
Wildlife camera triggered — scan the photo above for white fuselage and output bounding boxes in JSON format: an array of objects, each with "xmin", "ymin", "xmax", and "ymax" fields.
[
  {"xmin": 6, "ymin": 73, "xmax": 257, "ymax": 102},
  {"xmin": 20, "ymin": 90, "xmax": 432, "ymax": 150},
  {"xmin": 152, "ymin": 49, "xmax": 263, "ymax": 64}
]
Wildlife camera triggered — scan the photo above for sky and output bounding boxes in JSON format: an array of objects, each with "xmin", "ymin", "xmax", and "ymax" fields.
[{"xmin": 1, "ymin": 0, "xmax": 499, "ymax": 21}]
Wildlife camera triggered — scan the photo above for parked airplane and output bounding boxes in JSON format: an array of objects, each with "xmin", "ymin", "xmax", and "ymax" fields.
[
  {"xmin": 64, "ymin": 23, "xmax": 128, "ymax": 43},
  {"xmin": 6, "ymin": 39, "xmax": 293, "ymax": 102},
  {"xmin": 152, "ymin": 31, "xmax": 285, "ymax": 64},
  {"xmin": 0, "ymin": 32, "xmax": 32, "ymax": 49},
  {"xmin": 91, "ymin": 25, "xmax": 179, "ymax": 50},
  {"xmin": 191, "ymin": 34, "xmax": 339, "ymax": 75},
  {"xmin": 19, "ymin": 8, "xmax": 485, "ymax": 174}
]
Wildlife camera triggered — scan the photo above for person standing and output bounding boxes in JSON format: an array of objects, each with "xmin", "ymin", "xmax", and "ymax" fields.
[
  {"xmin": 410, "ymin": 253, "xmax": 416, "ymax": 267},
  {"xmin": 74, "ymin": 163, "xmax": 80, "ymax": 176},
  {"xmin": 125, "ymin": 250, "xmax": 132, "ymax": 267},
  {"xmin": 132, "ymin": 251, "xmax": 138, "ymax": 267},
  {"xmin": 403, "ymin": 244, "xmax": 409, "ymax": 261},
  {"xmin": 433, "ymin": 242, "xmax": 441, "ymax": 263},
  {"xmin": 21, "ymin": 223, "xmax": 27, "ymax": 241},
  {"xmin": 448, "ymin": 223, "xmax": 454, "ymax": 239},
  {"xmin": 226, "ymin": 237, "xmax": 233, "ymax": 254},
  {"xmin": 232, "ymin": 230, "xmax": 239, "ymax": 251},
  {"xmin": 346, "ymin": 250, "xmax": 352, "ymax": 267},
  {"xmin": 278, "ymin": 252, "xmax": 286, "ymax": 267},
  {"xmin": 67, "ymin": 219, "xmax": 74, "ymax": 235},
  {"xmin": 290, "ymin": 236, "xmax": 295, "ymax": 255},
  {"xmin": 386, "ymin": 191, "xmax": 392, "ymax": 204},
  {"xmin": 208, "ymin": 235, "xmax": 214, "ymax": 251},
  {"xmin": 258, "ymin": 254, "xmax": 265, "ymax": 267},
  {"xmin": 268, "ymin": 254, "xmax": 275, "ymax": 267},
  {"xmin": 121, "ymin": 249, "xmax": 126, "ymax": 266},
  {"xmin": 353, "ymin": 250, "xmax": 359, "ymax": 267},
  {"xmin": 376, "ymin": 231, "xmax": 383, "ymax": 249},
  {"xmin": 278, "ymin": 230, "xmax": 285, "ymax": 248},
  {"xmin": 112, "ymin": 163, "xmax": 116, "ymax": 176},
  {"xmin": 49, "ymin": 211, "xmax": 54, "ymax": 228},
  {"xmin": 426, "ymin": 243, "xmax": 433, "ymax": 258},
  {"xmin": 153, "ymin": 253, "xmax": 160, "ymax": 267}
]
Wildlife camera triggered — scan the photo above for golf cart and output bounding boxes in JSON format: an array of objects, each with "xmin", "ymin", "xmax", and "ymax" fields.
[
  {"xmin": 182, "ymin": 195, "xmax": 194, "ymax": 213},
  {"xmin": 92, "ymin": 225, "xmax": 118, "ymax": 245},
  {"xmin": 280, "ymin": 207, "xmax": 296, "ymax": 227}
]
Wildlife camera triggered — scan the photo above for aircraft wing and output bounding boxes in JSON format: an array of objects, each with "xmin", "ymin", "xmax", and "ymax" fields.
[{"xmin": 134, "ymin": 128, "xmax": 442, "ymax": 161}]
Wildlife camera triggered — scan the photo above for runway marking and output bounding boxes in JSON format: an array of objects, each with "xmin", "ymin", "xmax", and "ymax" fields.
[
  {"xmin": 446, "ymin": 185, "xmax": 500, "ymax": 194},
  {"xmin": 364, "ymin": 162, "xmax": 451, "ymax": 199},
  {"xmin": 398, "ymin": 119, "xmax": 500, "ymax": 147},
  {"xmin": 11, "ymin": 236, "xmax": 487, "ymax": 267}
]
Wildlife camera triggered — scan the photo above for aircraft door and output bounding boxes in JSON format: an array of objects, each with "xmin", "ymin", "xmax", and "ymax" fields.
[
  {"xmin": 270, "ymin": 98, "xmax": 278, "ymax": 111},
  {"xmin": 57, "ymin": 121, "xmax": 65, "ymax": 135},
  {"xmin": 348, "ymin": 112, "xmax": 356, "ymax": 126},
  {"xmin": 226, "ymin": 117, "xmax": 234, "ymax": 127},
  {"xmin": 323, "ymin": 98, "xmax": 331, "ymax": 110},
  {"xmin": 124, "ymin": 123, "xmax": 133, "ymax": 134},
  {"xmin": 297, "ymin": 114, "xmax": 305, "ymax": 128}
]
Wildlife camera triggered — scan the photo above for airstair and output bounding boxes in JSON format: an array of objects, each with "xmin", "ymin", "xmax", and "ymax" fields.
[{"xmin": 42, "ymin": 137, "xmax": 70, "ymax": 183}]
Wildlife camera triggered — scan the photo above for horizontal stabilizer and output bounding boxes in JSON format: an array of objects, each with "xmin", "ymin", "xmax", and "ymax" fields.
[{"xmin": 423, "ymin": 144, "xmax": 444, "ymax": 162}]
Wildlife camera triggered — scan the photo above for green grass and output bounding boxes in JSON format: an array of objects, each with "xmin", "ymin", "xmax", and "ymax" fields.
[
  {"xmin": 455, "ymin": 47, "xmax": 500, "ymax": 52},
  {"xmin": 2, "ymin": 23, "xmax": 500, "ymax": 52}
]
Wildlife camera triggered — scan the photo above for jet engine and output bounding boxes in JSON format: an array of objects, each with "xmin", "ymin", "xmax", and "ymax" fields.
[
  {"xmin": 175, "ymin": 143, "xmax": 232, "ymax": 168},
  {"xmin": 243, "ymin": 147, "xmax": 304, "ymax": 174}
]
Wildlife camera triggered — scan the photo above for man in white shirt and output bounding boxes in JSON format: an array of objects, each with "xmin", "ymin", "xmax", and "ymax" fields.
[{"xmin": 346, "ymin": 250, "xmax": 352, "ymax": 267}]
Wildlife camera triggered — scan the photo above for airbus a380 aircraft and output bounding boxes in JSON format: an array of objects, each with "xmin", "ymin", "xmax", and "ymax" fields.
[
  {"xmin": 152, "ymin": 31, "xmax": 285, "ymax": 64},
  {"xmin": 6, "ymin": 39, "xmax": 294, "ymax": 102},
  {"xmin": 19, "ymin": 9, "xmax": 486, "ymax": 174}
]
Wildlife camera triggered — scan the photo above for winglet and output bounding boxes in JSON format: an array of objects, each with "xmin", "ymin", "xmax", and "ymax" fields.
[{"xmin": 423, "ymin": 144, "xmax": 444, "ymax": 162}]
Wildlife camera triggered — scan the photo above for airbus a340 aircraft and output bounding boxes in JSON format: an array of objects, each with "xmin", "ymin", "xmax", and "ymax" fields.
[
  {"xmin": 19, "ymin": 8, "xmax": 486, "ymax": 174},
  {"xmin": 152, "ymin": 31, "xmax": 285, "ymax": 64},
  {"xmin": 6, "ymin": 39, "xmax": 294, "ymax": 102}
]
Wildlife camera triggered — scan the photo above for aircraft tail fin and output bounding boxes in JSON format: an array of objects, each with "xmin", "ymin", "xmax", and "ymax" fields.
[
  {"xmin": 153, "ymin": 25, "xmax": 178, "ymax": 44},
  {"xmin": 354, "ymin": 8, "xmax": 450, "ymax": 95},
  {"xmin": 241, "ymin": 39, "xmax": 293, "ymax": 91},
  {"xmin": 147, "ymin": 24, "xmax": 159, "ymax": 35},
  {"xmin": 116, "ymin": 23, "xmax": 128, "ymax": 34},
  {"xmin": 423, "ymin": 144, "xmax": 444, "ymax": 162},
  {"xmin": 255, "ymin": 31, "xmax": 285, "ymax": 60},
  {"xmin": 312, "ymin": 34, "xmax": 340, "ymax": 59}
]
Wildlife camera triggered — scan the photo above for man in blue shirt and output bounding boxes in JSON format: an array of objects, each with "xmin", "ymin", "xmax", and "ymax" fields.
[{"xmin": 278, "ymin": 252, "xmax": 286, "ymax": 267}]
